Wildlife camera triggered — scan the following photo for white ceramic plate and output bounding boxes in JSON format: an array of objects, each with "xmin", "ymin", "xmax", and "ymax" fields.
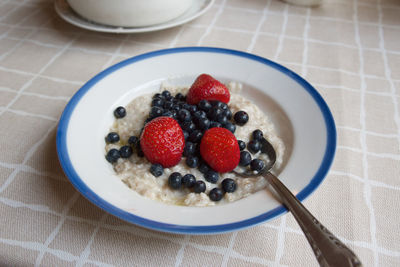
[
  {"xmin": 54, "ymin": 0, "xmax": 214, "ymax": 33},
  {"xmin": 57, "ymin": 47, "xmax": 336, "ymax": 235}
]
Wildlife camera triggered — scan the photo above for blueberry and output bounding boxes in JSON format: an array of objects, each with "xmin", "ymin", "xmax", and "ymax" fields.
[
  {"xmin": 209, "ymin": 121, "xmax": 222, "ymax": 128},
  {"xmin": 234, "ymin": 111, "xmax": 249, "ymax": 126},
  {"xmin": 188, "ymin": 130, "xmax": 203, "ymax": 143},
  {"xmin": 150, "ymin": 106, "xmax": 164, "ymax": 118},
  {"xmin": 188, "ymin": 105, "xmax": 198, "ymax": 114},
  {"xmin": 186, "ymin": 155, "xmax": 200, "ymax": 168},
  {"xmin": 252, "ymin": 129, "xmax": 263, "ymax": 141},
  {"xmin": 168, "ymin": 172, "xmax": 182, "ymax": 189},
  {"xmin": 222, "ymin": 178, "xmax": 237, "ymax": 193},
  {"xmin": 120, "ymin": 145, "xmax": 133, "ymax": 158},
  {"xmin": 172, "ymin": 104, "xmax": 181, "ymax": 111},
  {"xmin": 150, "ymin": 163, "xmax": 163, "ymax": 177},
  {"xmin": 144, "ymin": 117, "xmax": 152, "ymax": 124},
  {"xmin": 207, "ymin": 107, "xmax": 223, "ymax": 121},
  {"xmin": 182, "ymin": 103, "xmax": 191, "ymax": 111},
  {"xmin": 153, "ymin": 93, "xmax": 162, "ymax": 99},
  {"xmin": 106, "ymin": 149, "xmax": 120, "ymax": 163},
  {"xmin": 223, "ymin": 109, "xmax": 232, "ymax": 120},
  {"xmin": 248, "ymin": 140, "xmax": 261, "ymax": 154},
  {"xmin": 114, "ymin": 106, "xmax": 126, "ymax": 118},
  {"xmin": 162, "ymin": 111, "xmax": 173, "ymax": 118},
  {"xmin": 198, "ymin": 100, "xmax": 212, "ymax": 112},
  {"xmin": 128, "ymin": 136, "xmax": 138, "ymax": 147},
  {"xmin": 250, "ymin": 159, "xmax": 265, "ymax": 172},
  {"xmin": 151, "ymin": 98, "xmax": 164, "ymax": 107},
  {"xmin": 161, "ymin": 90, "xmax": 171, "ymax": 98},
  {"xmin": 175, "ymin": 93, "xmax": 185, "ymax": 101},
  {"xmin": 204, "ymin": 170, "xmax": 219, "ymax": 184},
  {"xmin": 183, "ymin": 142, "xmax": 196, "ymax": 157},
  {"xmin": 238, "ymin": 140, "xmax": 246, "ymax": 151},
  {"xmin": 193, "ymin": 180, "xmax": 206, "ymax": 193},
  {"xmin": 163, "ymin": 101, "xmax": 174, "ymax": 110},
  {"xmin": 182, "ymin": 130, "xmax": 189, "ymax": 140},
  {"xmin": 223, "ymin": 122, "xmax": 236, "ymax": 133},
  {"xmin": 182, "ymin": 174, "xmax": 196, "ymax": 188},
  {"xmin": 209, "ymin": 188, "xmax": 223, "ymax": 201},
  {"xmin": 105, "ymin": 132, "xmax": 119, "ymax": 143},
  {"xmin": 178, "ymin": 109, "xmax": 191, "ymax": 122},
  {"xmin": 197, "ymin": 117, "xmax": 210, "ymax": 130},
  {"xmin": 198, "ymin": 162, "xmax": 210, "ymax": 174},
  {"xmin": 239, "ymin": 151, "xmax": 252, "ymax": 166},
  {"xmin": 220, "ymin": 102, "xmax": 228, "ymax": 110},
  {"xmin": 216, "ymin": 114, "xmax": 228, "ymax": 124},
  {"xmin": 193, "ymin": 110, "xmax": 207, "ymax": 120},
  {"xmin": 181, "ymin": 121, "xmax": 196, "ymax": 133},
  {"xmin": 211, "ymin": 101, "xmax": 224, "ymax": 109}
]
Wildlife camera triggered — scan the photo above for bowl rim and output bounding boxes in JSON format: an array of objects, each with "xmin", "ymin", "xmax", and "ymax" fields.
[{"xmin": 56, "ymin": 47, "xmax": 336, "ymax": 234}]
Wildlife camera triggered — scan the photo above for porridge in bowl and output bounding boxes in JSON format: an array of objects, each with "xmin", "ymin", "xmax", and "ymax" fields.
[{"xmin": 105, "ymin": 74, "xmax": 285, "ymax": 206}]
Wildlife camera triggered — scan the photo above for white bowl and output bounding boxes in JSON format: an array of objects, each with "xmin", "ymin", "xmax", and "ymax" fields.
[
  {"xmin": 57, "ymin": 47, "xmax": 336, "ymax": 235},
  {"xmin": 67, "ymin": 0, "xmax": 193, "ymax": 27}
]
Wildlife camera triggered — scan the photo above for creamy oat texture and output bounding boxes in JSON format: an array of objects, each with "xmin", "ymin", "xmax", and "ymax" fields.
[{"xmin": 105, "ymin": 82, "xmax": 285, "ymax": 206}]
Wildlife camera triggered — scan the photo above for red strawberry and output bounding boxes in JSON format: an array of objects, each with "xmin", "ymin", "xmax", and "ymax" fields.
[
  {"xmin": 186, "ymin": 74, "xmax": 230, "ymax": 105},
  {"xmin": 140, "ymin": 117, "xmax": 185, "ymax": 168},
  {"xmin": 200, "ymin": 127, "xmax": 240, "ymax": 173}
]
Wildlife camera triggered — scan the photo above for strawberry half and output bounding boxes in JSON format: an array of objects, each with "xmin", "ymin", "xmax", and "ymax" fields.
[
  {"xmin": 200, "ymin": 127, "xmax": 240, "ymax": 173},
  {"xmin": 140, "ymin": 117, "xmax": 185, "ymax": 168},
  {"xmin": 186, "ymin": 74, "xmax": 230, "ymax": 105}
]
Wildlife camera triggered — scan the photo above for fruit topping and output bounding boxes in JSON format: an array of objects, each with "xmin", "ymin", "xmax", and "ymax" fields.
[
  {"xmin": 140, "ymin": 116, "xmax": 185, "ymax": 168},
  {"xmin": 114, "ymin": 106, "xmax": 126, "ymax": 118},
  {"xmin": 182, "ymin": 174, "xmax": 196, "ymax": 188},
  {"xmin": 150, "ymin": 163, "xmax": 163, "ymax": 177},
  {"xmin": 198, "ymin": 162, "xmax": 210, "ymax": 174},
  {"xmin": 200, "ymin": 127, "xmax": 240, "ymax": 173},
  {"xmin": 204, "ymin": 170, "xmax": 219, "ymax": 184},
  {"xmin": 178, "ymin": 109, "xmax": 191, "ymax": 122},
  {"xmin": 105, "ymin": 132, "xmax": 120, "ymax": 143},
  {"xmin": 252, "ymin": 129, "xmax": 263, "ymax": 141},
  {"xmin": 223, "ymin": 122, "xmax": 236, "ymax": 133},
  {"xmin": 247, "ymin": 140, "xmax": 261, "ymax": 154},
  {"xmin": 188, "ymin": 130, "xmax": 203, "ymax": 143},
  {"xmin": 150, "ymin": 106, "xmax": 164, "ymax": 119},
  {"xmin": 250, "ymin": 158, "xmax": 265, "ymax": 172},
  {"xmin": 222, "ymin": 178, "xmax": 237, "ymax": 193},
  {"xmin": 234, "ymin": 111, "xmax": 249, "ymax": 126},
  {"xmin": 239, "ymin": 151, "xmax": 252, "ymax": 166},
  {"xmin": 186, "ymin": 155, "xmax": 200, "ymax": 168},
  {"xmin": 209, "ymin": 188, "xmax": 223, "ymax": 201},
  {"xmin": 238, "ymin": 140, "xmax": 246, "ymax": 151},
  {"xmin": 193, "ymin": 180, "xmax": 206, "ymax": 193},
  {"xmin": 168, "ymin": 172, "xmax": 182, "ymax": 189},
  {"xmin": 106, "ymin": 148, "xmax": 120, "ymax": 163},
  {"xmin": 119, "ymin": 145, "xmax": 133, "ymax": 158},
  {"xmin": 186, "ymin": 74, "xmax": 230, "ymax": 105}
]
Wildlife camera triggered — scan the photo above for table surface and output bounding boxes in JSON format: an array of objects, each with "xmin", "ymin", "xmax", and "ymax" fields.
[{"xmin": 0, "ymin": 0, "xmax": 399, "ymax": 266}]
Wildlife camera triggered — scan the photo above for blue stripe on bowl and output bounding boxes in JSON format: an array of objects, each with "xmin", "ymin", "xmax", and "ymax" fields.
[{"xmin": 56, "ymin": 47, "xmax": 336, "ymax": 235}]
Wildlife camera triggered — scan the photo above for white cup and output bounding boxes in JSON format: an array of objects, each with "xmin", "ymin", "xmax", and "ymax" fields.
[{"xmin": 67, "ymin": 0, "xmax": 193, "ymax": 27}]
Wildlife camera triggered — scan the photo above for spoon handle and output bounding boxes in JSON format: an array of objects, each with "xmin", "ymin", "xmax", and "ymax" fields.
[{"xmin": 264, "ymin": 172, "xmax": 362, "ymax": 267}]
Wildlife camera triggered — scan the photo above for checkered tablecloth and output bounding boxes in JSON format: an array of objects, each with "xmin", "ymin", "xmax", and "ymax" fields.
[{"xmin": 0, "ymin": 0, "xmax": 399, "ymax": 266}]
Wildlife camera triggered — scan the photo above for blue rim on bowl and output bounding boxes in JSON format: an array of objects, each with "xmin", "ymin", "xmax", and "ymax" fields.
[{"xmin": 56, "ymin": 47, "xmax": 336, "ymax": 234}]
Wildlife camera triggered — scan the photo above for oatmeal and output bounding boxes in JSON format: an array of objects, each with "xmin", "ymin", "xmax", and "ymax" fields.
[{"xmin": 105, "ymin": 79, "xmax": 285, "ymax": 206}]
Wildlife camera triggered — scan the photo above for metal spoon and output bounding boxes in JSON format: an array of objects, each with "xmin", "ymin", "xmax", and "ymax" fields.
[{"xmin": 234, "ymin": 138, "xmax": 362, "ymax": 267}]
